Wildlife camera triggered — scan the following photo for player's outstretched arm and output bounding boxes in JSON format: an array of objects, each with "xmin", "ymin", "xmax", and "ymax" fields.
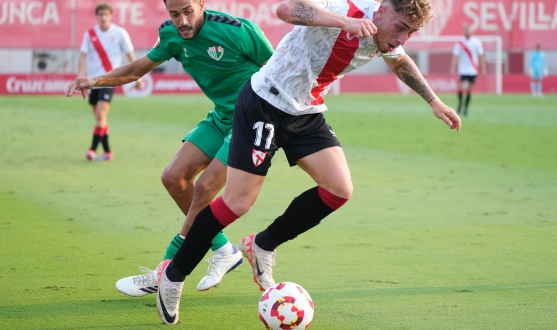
[
  {"xmin": 276, "ymin": 0, "xmax": 376, "ymax": 38},
  {"xmin": 65, "ymin": 56, "xmax": 163, "ymax": 99},
  {"xmin": 385, "ymin": 54, "xmax": 461, "ymax": 132}
]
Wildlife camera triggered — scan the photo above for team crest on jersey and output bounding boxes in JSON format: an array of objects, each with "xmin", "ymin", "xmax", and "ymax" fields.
[
  {"xmin": 252, "ymin": 149, "xmax": 267, "ymax": 167},
  {"xmin": 207, "ymin": 46, "xmax": 224, "ymax": 61},
  {"xmin": 370, "ymin": 49, "xmax": 379, "ymax": 59},
  {"xmin": 343, "ymin": 32, "xmax": 357, "ymax": 43},
  {"xmin": 153, "ymin": 37, "xmax": 160, "ymax": 48}
]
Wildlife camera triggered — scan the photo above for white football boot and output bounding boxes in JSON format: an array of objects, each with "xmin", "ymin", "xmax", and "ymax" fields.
[
  {"xmin": 156, "ymin": 260, "xmax": 184, "ymax": 325},
  {"xmin": 115, "ymin": 266, "xmax": 159, "ymax": 297},
  {"xmin": 197, "ymin": 245, "xmax": 244, "ymax": 291},
  {"xmin": 238, "ymin": 234, "xmax": 276, "ymax": 291}
]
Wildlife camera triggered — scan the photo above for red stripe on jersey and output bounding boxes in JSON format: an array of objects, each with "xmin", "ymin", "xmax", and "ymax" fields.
[
  {"xmin": 88, "ymin": 29, "xmax": 114, "ymax": 73},
  {"xmin": 310, "ymin": 0, "xmax": 364, "ymax": 106},
  {"xmin": 458, "ymin": 41, "xmax": 479, "ymax": 73}
]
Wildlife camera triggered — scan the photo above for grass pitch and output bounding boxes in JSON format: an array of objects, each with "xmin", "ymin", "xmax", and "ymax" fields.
[{"xmin": 0, "ymin": 93, "xmax": 556, "ymax": 329}]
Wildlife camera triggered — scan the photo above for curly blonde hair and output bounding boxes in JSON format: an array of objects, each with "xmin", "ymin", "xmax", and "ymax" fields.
[{"xmin": 383, "ymin": 0, "xmax": 435, "ymax": 26}]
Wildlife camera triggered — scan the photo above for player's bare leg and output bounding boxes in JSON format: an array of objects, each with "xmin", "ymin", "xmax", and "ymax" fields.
[
  {"xmin": 187, "ymin": 159, "xmax": 244, "ymax": 290},
  {"xmin": 296, "ymin": 146, "xmax": 353, "ymax": 200},
  {"xmin": 180, "ymin": 158, "xmax": 226, "ymax": 236},
  {"xmin": 94, "ymin": 100, "xmax": 110, "ymax": 128},
  {"xmin": 161, "ymin": 141, "xmax": 211, "ymax": 216}
]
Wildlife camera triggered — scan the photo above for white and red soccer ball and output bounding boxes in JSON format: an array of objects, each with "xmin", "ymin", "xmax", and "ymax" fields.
[{"xmin": 258, "ymin": 282, "xmax": 314, "ymax": 330}]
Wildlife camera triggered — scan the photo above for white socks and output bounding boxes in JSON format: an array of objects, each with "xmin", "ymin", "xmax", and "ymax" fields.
[{"xmin": 214, "ymin": 241, "xmax": 235, "ymax": 255}]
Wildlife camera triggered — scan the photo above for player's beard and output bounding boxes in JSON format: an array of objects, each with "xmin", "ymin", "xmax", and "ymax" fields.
[{"xmin": 178, "ymin": 17, "xmax": 205, "ymax": 40}]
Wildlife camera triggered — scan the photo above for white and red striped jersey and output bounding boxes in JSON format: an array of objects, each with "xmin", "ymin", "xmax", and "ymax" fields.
[
  {"xmin": 80, "ymin": 24, "xmax": 134, "ymax": 79},
  {"xmin": 452, "ymin": 37, "xmax": 484, "ymax": 76},
  {"xmin": 251, "ymin": 0, "xmax": 405, "ymax": 116}
]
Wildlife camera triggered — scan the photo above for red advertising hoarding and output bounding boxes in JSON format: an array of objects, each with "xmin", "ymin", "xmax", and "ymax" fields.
[{"xmin": 2, "ymin": 73, "xmax": 555, "ymax": 95}]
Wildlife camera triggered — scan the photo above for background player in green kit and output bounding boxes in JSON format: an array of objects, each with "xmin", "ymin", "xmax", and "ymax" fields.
[{"xmin": 66, "ymin": 0, "xmax": 274, "ymax": 295}]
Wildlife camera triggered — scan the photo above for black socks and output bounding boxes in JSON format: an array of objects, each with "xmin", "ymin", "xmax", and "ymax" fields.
[{"xmin": 255, "ymin": 187, "xmax": 337, "ymax": 252}]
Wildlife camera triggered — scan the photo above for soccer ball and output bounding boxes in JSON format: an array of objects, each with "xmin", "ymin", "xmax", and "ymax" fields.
[{"xmin": 258, "ymin": 282, "xmax": 314, "ymax": 330}]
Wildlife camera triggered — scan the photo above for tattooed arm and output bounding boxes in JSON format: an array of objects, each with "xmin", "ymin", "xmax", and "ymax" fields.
[
  {"xmin": 386, "ymin": 54, "xmax": 462, "ymax": 131},
  {"xmin": 276, "ymin": 0, "xmax": 377, "ymax": 38}
]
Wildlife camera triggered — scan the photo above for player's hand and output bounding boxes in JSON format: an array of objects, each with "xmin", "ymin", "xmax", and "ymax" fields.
[
  {"xmin": 134, "ymin": 79, "xmax": 143, "ymax": 90},
  {"xmin": 341, "ymin": 18, "xmax": 377, "ymax": 38},
  {"xmin": 66, "ymin": 77, "xmax": 98, "ymax": 99},
  {"xmin": 431, "ymin": 100, "xmax": 461, "ymax": 132}
]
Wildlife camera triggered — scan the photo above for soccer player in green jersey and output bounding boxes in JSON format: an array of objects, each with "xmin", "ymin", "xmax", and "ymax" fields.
[{"xmin": 66, "ymin": 0, "xmax": 274, "ymax": 298}]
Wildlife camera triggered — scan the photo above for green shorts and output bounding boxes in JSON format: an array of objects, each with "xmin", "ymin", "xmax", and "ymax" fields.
[{"xmin": 183, "ymin": 110, "xmax": 233, "ymax": 166}]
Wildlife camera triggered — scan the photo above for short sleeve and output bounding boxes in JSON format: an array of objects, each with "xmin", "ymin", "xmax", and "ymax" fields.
[
  {"xmin": 80, "ymin": 32, "xmax": 89, "ymax": 53},
  {"xmin": 310, "ymin": 0, "xmax": 344, "ymax": 14},
  {"xmin": 237, "ymin": 21, "xmax": 274, "ymax": 66},
  {"xmin": 381, "ymin": 46, "xmax": 405, "ymax": 60},
  {"xmin": 146, "ymin": 34, "xmax": 174, "ymax": 63},
  {"xmin": 120, "ymin": 28, "xmax": 134, "ymax": 54},
  {"xmin": 452, "ymin": 43, "xmax": 460, "ymax": 56}
]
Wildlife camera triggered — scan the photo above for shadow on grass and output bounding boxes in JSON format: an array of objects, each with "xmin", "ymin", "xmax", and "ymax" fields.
[{"xmin": 2, "ymin": 281, "xmax": 555, "ymax": 322}]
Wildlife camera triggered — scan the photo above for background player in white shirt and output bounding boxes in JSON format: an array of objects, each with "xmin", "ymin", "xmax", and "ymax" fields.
[
  {"xmin": 77, "ymin": 2, "xmax": 141, "ymax": 161},
  {"xmin": 153, "ymin": 0, "xmax": 461, "ymax": 324},
  {"xmin": 450, "ymin": 24, "xmax": 486, "ymax": 116}
]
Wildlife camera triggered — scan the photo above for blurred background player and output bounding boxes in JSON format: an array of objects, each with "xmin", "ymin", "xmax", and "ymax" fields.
[
  {"xmin": 78, "ymin": 2, "xmax": 140, "ymax": 161},
  {"xmin": 530, "ymin": 44, "xmax": 548, "ymax": 98},
  {"xmin": 450, "ymin": 24, "xmax": 486, "ymax": 116}
]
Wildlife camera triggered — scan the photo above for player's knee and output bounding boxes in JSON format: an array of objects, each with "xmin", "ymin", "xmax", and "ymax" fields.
[
  {"xmin": 223, "ymin": 199, "xmax": 253, "ymax": 218},
  {"xmin": 323, "ymin": 180, "xmax": 353, "ymax": 200},
  {"xmin": 161, "ymin": 166, "xmax": 192, "ymax": 191},
  {"xmin": 318, "ymin": 184, "xmax": 351, "ymax": 211},
  {"xmin": 192, "ymin": 178, "xmax": 215, "ymax": 203}
]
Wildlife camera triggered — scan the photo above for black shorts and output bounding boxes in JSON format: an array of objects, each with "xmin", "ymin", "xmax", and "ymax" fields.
[
  {"xmin": 459, "ymin": 75, "xmax": 477, "ymax": 84},
  {"xmin": 89, "ymin": 88, "xmax": 115, "ymax": 105},
  {"xmin": 228, "ymin": 80, "xmax": 341, "ymax": 176}
]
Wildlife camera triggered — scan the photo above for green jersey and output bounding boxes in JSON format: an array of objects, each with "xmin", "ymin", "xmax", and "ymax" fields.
[{"xmin": 147, "ymin": 11, "xmax": 274, "ymax": 117}]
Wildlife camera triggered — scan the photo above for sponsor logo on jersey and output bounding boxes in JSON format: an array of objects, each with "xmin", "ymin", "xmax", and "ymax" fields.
[
  {"xmin": 207, "ymin": 46, "xmax": 224, "ymax": 61},
  {"xmin": 183, "ymin": 48, "xmax": 188, "ymax": 57},
  {"xmin": 252, "ymin": 149, "xmax": 267, "ymax": 167},
  {"xmin": 153, "ymin": 37, "xmax": 160, "ymax": 48}
]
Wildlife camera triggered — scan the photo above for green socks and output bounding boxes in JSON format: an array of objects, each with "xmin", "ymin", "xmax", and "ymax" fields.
[
  {"xmin": 163, "ymin": 231, "xmax": 230, "ymax": 260},
  {"xmin": 210, "ymin": 231, "xmax": 229, "ymax": 251}
]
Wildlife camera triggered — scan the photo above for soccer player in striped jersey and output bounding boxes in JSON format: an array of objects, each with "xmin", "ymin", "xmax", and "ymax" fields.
[
  {"xmin": 156, "ymin": 0, "xmax": 461, "ymax": 325},
  {"xmin": 66, "ymin": 0, "xmax": 274, "ymax": 316},
  {"xmin": 78, "ymin": 2, "xmax": 141, "ymax": 161},
  {"xmin": 450, "ymin": 24, "xmax": 487, "ymax": 116}
]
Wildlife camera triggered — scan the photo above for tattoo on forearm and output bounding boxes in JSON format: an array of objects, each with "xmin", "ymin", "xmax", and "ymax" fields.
[
  {"xmin": 291, "ymin": 2, "xmax": 317, "ymax": 26},
  {"xmin": 392, "ymin": 62, "xmax": 436, "ymax": 104}
]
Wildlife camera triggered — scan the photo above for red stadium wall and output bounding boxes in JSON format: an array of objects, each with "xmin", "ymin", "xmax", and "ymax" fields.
[
  {"xmin": 1, "ymin": 0, "xmax": 557, "ymax": 49},
  {"xmin": 1, "ymin": 73, "xmax": 556, "ymax": 95}
]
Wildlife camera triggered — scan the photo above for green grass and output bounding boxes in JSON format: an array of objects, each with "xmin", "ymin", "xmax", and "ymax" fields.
[{"xmin": 0, "ymin": 93, "xmax": 556, "ymax": 329}]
